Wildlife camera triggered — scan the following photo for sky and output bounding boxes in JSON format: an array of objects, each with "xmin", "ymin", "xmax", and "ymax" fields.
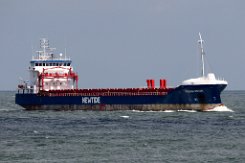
[{"xmin": 0, "ymin": 0, "xmax": 244, "ymax": 90}]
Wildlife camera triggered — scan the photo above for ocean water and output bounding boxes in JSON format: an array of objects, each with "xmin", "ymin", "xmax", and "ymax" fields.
[{"xmin": 0, "ymin": 91, "xmax": 245, "ymax": 163}]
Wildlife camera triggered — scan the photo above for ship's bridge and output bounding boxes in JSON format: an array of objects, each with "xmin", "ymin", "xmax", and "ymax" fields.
[
  {"xmin": 30, "ymin": 60, "xmax": 71, "ymax": 67},
  {"xmin": 29, "ymin": 38, "xmax": 73, "ymax": 72},
  {"xmin": 26, "ymin": 38, "xmax": 78, "ymax": 93}
]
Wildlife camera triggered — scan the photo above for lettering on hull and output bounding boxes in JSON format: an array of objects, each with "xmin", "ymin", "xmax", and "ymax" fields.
[
  {"xmin": 82, "ymin": 97, "xmax": 100, "ymax": 104},
  {"xmin": 184, "ymin": 90, "xmax": 204, "ymax": 93}
]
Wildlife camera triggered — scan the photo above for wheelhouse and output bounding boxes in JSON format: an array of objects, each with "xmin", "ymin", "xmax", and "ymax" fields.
[{"xmin": 30, "ymin": 61, "xmax": 72, "ymax": 67}]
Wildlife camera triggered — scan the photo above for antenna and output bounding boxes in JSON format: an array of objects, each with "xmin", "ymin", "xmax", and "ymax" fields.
[
  {"xmin": 198, "ymin": 32, "xmax": 205, "ymax": 77},
  {"xmin": 65, "ymin": 48, "xmax": 67, "ymax": 59},
  {"xmin": 36, "ymin": 38, "xmax": 56, "ymax": 60},
  {"xmin": 40, "ymin": 38, "xmax": 49, "ymax": 56}
]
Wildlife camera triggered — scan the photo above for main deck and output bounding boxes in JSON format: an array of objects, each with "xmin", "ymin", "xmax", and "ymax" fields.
[{"xmin": 36, "ymin": 87, "xmax": 174, "ymax": 97}]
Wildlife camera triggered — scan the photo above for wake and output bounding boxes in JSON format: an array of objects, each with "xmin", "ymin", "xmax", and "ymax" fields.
[{"xmin": 205, "ymin": 105, "xmax": 234, "ymax": 112}]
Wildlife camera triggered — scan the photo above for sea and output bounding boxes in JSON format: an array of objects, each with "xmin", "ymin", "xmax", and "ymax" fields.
[{"xmin": 0, "ymin": 91, "xmax": 245, "ymax": 163}]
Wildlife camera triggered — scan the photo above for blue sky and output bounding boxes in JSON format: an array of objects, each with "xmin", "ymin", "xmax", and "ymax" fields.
[{"xmin": 1, "ymin": 0, "xmax": 244, "ymax": 90}]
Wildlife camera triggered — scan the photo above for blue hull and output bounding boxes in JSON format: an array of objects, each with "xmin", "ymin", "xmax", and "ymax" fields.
[{"xmin": 15, "ymin": 84, "xmax": 226, "ymax": 111}]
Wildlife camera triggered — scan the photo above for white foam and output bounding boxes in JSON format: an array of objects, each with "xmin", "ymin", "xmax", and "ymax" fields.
[
  {"xmin": 33, "ymin": 130, "xmax": 38, "ymax": 134},
  {"xmin": 132, "ymin": 110, "xmax": 142, "ymax": 112},
  {"xmin": 132, "ymin": 110, "xmax": 198, "ymax": 113},
  {"xmin": 178, "ymin": 110, "xmax": 197, "ymax": 112},
  {"xmin": 132, "ymin": 110, "xmax": 173, "ymax": 113},
  {"xmin": 132, "ymin": 110, "xmax": 156, "ymax": 112},
  {"xmin": 120, "ymin": 116, "xmax": 130, "ymax": 118},
  {"xmin": 163, "ymin": 110, "xmax": 175, "ymax": 112},
  {"xmin": 206, "ymin": 105, "xmax": 233, "ymax": 112},
  {"xmin": 0, "ymin": 108, "xmax": 20, "ymax": 112}
]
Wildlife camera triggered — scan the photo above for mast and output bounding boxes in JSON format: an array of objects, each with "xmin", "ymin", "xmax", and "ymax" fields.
[
  {"xmin": 36, "ymin": 38, "xmax": 56, "ymax": 60},
  {"xmin": 40, "ymin": 38, "xmax": 49, "ymax": 56},
  {"xmin": 198, "ymin": 32, "xmax": 205, "ymax": 77}
]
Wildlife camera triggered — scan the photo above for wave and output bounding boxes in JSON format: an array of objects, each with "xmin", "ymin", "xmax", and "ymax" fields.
[
  {"xmin": 206, "ymin": 105, "xmax": 234, "ymax": 112},
  {"xmin": 163, "ymin": 110, "xmax": 197, "ymax": 113},
  {"xmin": 163, "ymin": 110, "xmax": 175, "ymax": 113},
  {"xmin": 177, "ymin": 110, "xmax": 197, "ymax": 112},
  {"xmin": 132, "ymin": 110, "xmax": 172, "ymax": 113},
  {"xmin": 120, "ymin": 116, "xmax": 130, "ymax": 118},
  {"xmin": 132, "ymin": 106, "xmax": 233, "ymax": 113},
  {"xmin": 132, "ymin": 110, "xmax": 196, "ymax": 113},
  {"xmin": 0, "ymin": 108, "xmax": 21, "ymax": 112}
]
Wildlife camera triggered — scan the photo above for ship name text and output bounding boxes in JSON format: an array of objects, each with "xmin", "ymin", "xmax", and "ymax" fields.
[
  {"xmin": 82, "ymin": 97, "xmax": 101, "ymax": 104},
  {"xmin": 184, "ymin": 90, "xmax": 204, "ymax": 93}
]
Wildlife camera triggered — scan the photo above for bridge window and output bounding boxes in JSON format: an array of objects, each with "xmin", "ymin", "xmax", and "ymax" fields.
[
  {"xmin": 35, "ymin": 63, "xmax": 38, "ymax": 66},
  {"xmin": 67, "ymin": 63, "xmax": 71, "ymax": 66}
]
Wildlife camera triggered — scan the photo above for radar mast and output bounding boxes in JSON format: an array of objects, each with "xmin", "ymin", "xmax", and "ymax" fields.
[
  {"xmin": 36, "ymin": 38, "xmax": 56, "ymax": 60},
  {"xmin": 198, "ymin": 32, "xmax": 205, "ymax": 77}
]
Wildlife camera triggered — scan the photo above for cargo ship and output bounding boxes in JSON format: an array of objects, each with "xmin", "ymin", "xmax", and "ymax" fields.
[{"xmin": 15, "ymin": 33, "xmax": 228, "ymax": 111}]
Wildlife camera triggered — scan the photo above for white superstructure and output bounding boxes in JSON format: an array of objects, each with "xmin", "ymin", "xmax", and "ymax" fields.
[
  {"xmin": 182, "ymin": 33, "xmax": 228, "ymax": 86},
  {"xmin": 26, "ymin": 38, "xmax": 78, "ymax": 93},
  {"xmin": 182, "ymin": 73, "xmax": 227, "ymax": 85}
]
